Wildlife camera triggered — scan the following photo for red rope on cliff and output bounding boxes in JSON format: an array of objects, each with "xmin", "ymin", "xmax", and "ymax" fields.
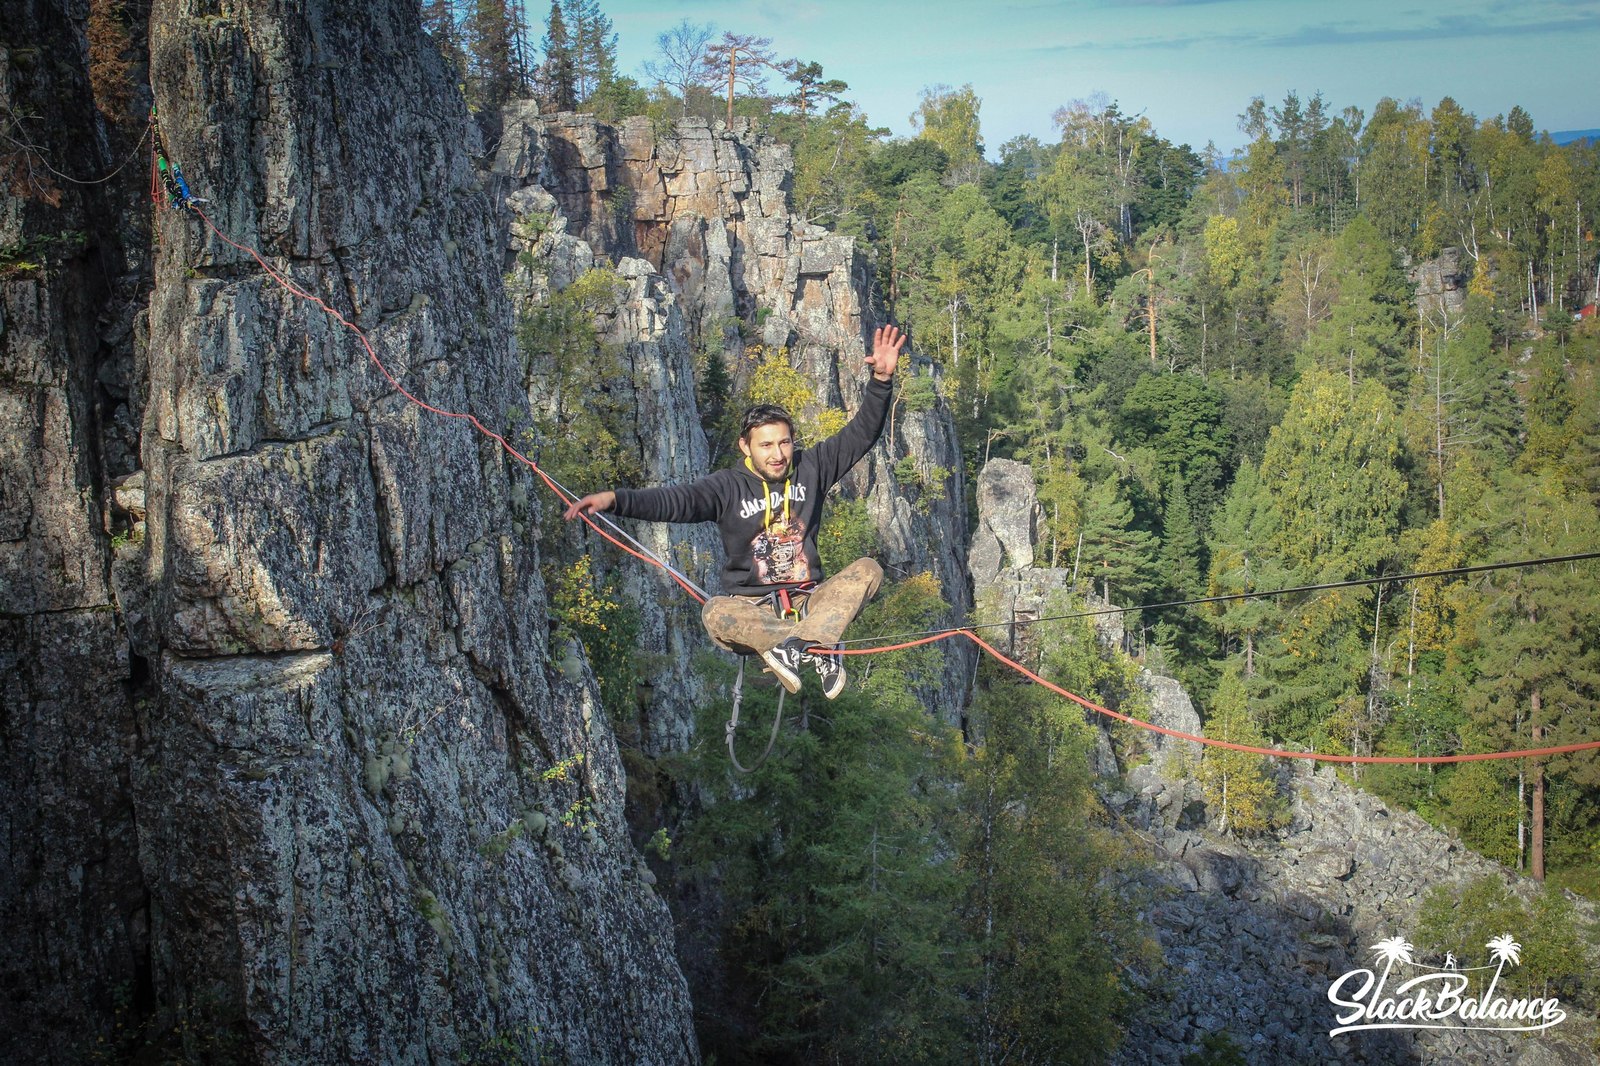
[{"xmin": 186, "ymin": 206, "xmax": 708, "ymax": 605}]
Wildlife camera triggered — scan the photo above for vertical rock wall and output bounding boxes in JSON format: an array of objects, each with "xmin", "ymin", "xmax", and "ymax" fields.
[
  {"xmin": 4, "ymin": 4, "xmax": 696, "ymax": 1063},
  {"xmin": 1, "ymin": 2, "xmax": 147, "ymax": 1059}
]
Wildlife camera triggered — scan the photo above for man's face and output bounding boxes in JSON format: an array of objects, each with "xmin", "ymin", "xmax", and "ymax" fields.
[{"xmin": 739, "ymin": 420, "xmax": 794, "ymax": 479}]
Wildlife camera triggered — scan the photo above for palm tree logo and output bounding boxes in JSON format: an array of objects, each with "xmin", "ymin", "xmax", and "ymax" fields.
[
  {"xmin": 1484, "ymin": 935, "xmax": 1522, "ymax": 1001},
  {"xmin": 1370, "ymin": 936, "xmax": 1414, "ymax": 998}
]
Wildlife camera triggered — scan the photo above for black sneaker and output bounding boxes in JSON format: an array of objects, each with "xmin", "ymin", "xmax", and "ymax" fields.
[
  {"xmin": 807, "ymin": 644, "xmax": 847, "ymax": 700},
  {"xmin": 760, "ymin": 637, "xmax": 806, "ymax": 694}
]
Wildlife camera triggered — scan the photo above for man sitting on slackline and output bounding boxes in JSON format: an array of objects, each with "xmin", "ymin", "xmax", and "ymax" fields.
[{"xmin": 563, "ymin": 325, "xmax": 907, "ymax": 699}]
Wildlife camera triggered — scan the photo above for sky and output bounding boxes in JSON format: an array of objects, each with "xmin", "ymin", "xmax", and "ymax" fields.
[{"xmin": 594, "ymin": 0, "xmax": 1600, "ymax": 155}]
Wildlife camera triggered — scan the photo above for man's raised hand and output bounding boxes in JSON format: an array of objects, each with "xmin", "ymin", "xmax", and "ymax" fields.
[{"xmin": 866, "ymin": 324, "xmax": 907, "ymax": 381}]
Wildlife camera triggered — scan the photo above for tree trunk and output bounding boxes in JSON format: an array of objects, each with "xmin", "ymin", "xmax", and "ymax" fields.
[
  {"xmin": 1147, "ymin": 286, "xmax": 1157, "ymax": 364},
  {"xmin": 1406, "ymin": 585, "xmax": 1417, "ymax": 683},
  {"xmin": 1078, "ymin": 223, "xmax": 1094, "ymax": 302},
  {"xmin": 1429, "ymin": 312, "xmax": 1450, "ymax": 520},
  {"xmin": 891, "ymin": 207, "xmax": 902, "ymax": 305},
  {"xmin": 1531, "ymin": 693, "xmax": 1545, "ymax": 882},
  {"xmin": 949, "ymin": 296, "xmax": 960, "ymax": 368}
]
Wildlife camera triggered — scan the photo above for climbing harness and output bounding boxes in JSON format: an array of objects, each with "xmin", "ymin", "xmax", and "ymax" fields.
[
  {"xmin": 149, "ymin": 134, "xmax": 1600, "ymax": 772},
  {"xmin": 761, "ymin": 576, "xmax": 812, "ymax": 617}
]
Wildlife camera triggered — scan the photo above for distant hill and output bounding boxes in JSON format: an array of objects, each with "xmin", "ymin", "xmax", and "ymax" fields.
[{"xmin": 1551, "ymin": 128, "xmax": 1600, "ymax": 145}]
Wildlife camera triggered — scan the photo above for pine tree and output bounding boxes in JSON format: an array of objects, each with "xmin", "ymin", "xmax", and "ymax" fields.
[
  {"xmin": 1251, "ymin": 367, "xmax": 1405, "ymax": 743},
  {"xmin": 464, "ymin": 0, "xmax": 516, "ymax": 113},
  {"xmin": 420, "ymin": 0, "xmax": 467, "ymax": 83},
  {"xmin": 1258, "ymin": 366, "xmax": 1404, "ymax": 579},
  {"xmin": 1205, "ymin": 463, "xmax": 1290, "ymax": 676},
  {"xmin": 561, "ymin": 0, "xmax": 617, "ymax": 104},
  {"xmin": 679, "ymin": 577, "xmax": 969, "ymax": 1063},
  {"xmin": 1461, "ymin": 470, "xmax": 1600, "ymax": 879},
  {"xmin": 539, "ymin": 1, "xmax": 576, "ymax": 112},
  {"xmin": 1359, "ymin": 97, "xmax": 1431, "ymax": 250},
  {"xmin": 506, "ymin": 0, "xmax": 536, "ymax": 95},
  {"xmin": 1299, "ymin": 215, "xmax": 1412, "ymax": 391},
  {"xmin": 1077, "ymin": 473, "xmax": 1160, "ymax": 610},
  {"xmin": 781, "ymin": 60, "xmax": 848, "ymax": 119},
  {"xmin": 1158, "ymin": 475, "xmax": 1204, "ymax": 601},
  {"xmin": 1115, "ymin": 370, "xmax": 1231, "ymax": 522},
  {"xmin": 960, "ymin": 678, "xmax": 1131, "ymax": 1061},
  {"xmin": 1197, "ymin": 661, "xmax": 1279, "ymax": 834},
  {"xmin": 1405, "ymin": 297, "xmax": 1520, "ymax": 519},
  {"xmin": 705, "ymin": 32, "xmax": 779, "ymax": 127}
]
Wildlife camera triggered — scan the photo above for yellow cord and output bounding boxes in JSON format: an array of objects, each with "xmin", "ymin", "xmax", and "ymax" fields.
[{"xmin": 744, "ymin": 456, "xmax": 791, "ymax": 530}]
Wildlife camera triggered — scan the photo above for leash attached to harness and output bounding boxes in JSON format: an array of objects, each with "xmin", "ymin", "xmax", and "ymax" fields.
[
  {"xmin": 726, "ymin": 659, "xmax": 787, "ymax": 774},
  {"xmin": 723, "ymin": 584, "xmax": 816, "ymax": 773}
]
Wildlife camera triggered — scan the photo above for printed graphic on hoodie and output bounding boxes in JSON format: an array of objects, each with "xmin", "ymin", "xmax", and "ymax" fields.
[{"xmin": 752, "ymin": 518, "xmax": 810, "ymax": 585}]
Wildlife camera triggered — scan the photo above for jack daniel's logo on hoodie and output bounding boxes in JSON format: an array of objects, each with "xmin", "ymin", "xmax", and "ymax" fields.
[{"xmin": 737, "ymin": 484, "xmax": 807, "ymax": 521}]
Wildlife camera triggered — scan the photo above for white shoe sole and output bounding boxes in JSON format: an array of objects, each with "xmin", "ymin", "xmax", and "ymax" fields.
[{"xmin": 760, "ymin": 649, "xmax": 804, "ymax": 694}]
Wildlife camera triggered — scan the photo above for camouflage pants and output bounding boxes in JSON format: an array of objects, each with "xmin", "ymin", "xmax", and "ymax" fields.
[{"xmin": 701, "ymin": 557, "xmax": 884, "ymax": 656}]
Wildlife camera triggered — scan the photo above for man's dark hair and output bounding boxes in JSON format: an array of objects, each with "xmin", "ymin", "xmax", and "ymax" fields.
[{"xmin": 740, "ymin": 403, "xmax": 794, "ymax": 440}]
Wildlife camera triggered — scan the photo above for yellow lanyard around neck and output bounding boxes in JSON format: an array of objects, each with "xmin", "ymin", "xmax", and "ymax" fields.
[{"xmin": 744, "ymin": 456, "xmax": 791, "ymax": 530}]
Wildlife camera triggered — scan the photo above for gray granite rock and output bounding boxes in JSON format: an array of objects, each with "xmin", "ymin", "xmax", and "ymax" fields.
[
  {"xmin": 969, "ymin": 457, "xmax": 1041, "ymax": 588},
  {"xmin": 4, "ymin": 4, "xmax": 696, "ymax": 1063}
]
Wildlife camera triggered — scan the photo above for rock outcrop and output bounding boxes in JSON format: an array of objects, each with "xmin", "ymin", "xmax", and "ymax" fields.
[
  {"xmin": 4, "ymin": 4, "xmax": 695, "ymax": 1063},
  {"xmin": 969, "ymin": 457, "xmax": 1040, "ymax": 588},
  {"xmin": 1409, "ymin": 246, "xmax": 1470, "ymax": 322},
  {"xmin": 2, "ymin": 3, "xmax": 152, "ymax": 1058}
]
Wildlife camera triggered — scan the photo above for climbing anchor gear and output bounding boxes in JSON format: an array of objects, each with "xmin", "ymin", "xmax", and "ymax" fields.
[
  {"xmin": 768, "ymin": 582, "xmax": 813, "ymax": 621},
  {"xmin": 150, "ymin": 107, "xmax": 207, "ymax": 212}
]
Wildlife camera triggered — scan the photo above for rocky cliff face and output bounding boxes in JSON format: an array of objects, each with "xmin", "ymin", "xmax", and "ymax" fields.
[
  {"xmin": 1409, "ymin": 246, "xmax": 1470, "ymax": 323},
  {"xmin": 969, "ymin": 459, "xmax": 1598, "ymax": 1065},
  {"xmin": 3, "ymin": 4, "xmax": 695, "ymax": 1062}
]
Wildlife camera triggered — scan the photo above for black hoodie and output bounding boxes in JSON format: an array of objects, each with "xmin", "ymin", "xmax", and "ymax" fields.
[{"xmin": 611, "ymin": 376, "xmax": 893, "ymax": 595}]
